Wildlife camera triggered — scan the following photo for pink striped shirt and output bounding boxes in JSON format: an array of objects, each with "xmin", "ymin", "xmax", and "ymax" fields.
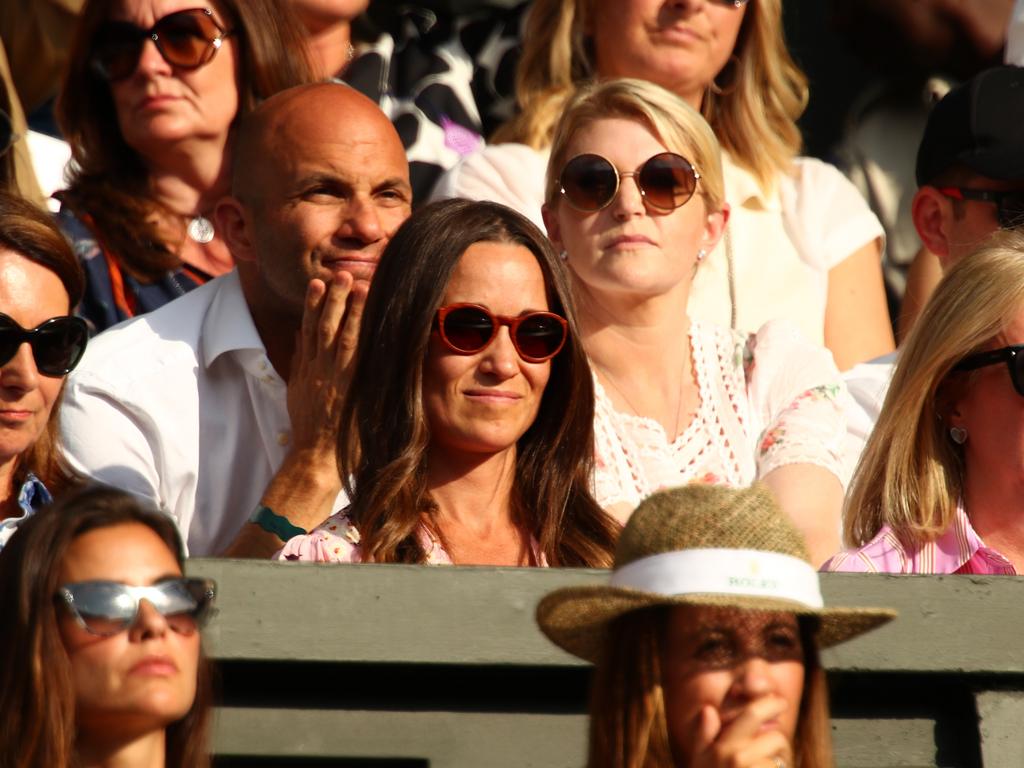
[{"xmin": 822, "ymin": 507, "xmax": 1016, "ymax": 575}]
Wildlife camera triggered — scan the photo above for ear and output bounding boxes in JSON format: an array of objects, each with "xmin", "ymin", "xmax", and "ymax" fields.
[
  {"xmin": 936, "ymin": 374, "xmax": 967, "ymax": 430},
  {"xmin": 215, "ymin": 196, "xmax": 257, "ymax": 265},
  {"xmin": 541, "ymin": 202, "xmax": 564, "ymax": 252},
  {"xmin": 911, "ymin": 187, "xmax": 954, "ymax": 267},
  {"xmin": 700, "ymin": 201, "xmax": 730, "ymax": 252}
]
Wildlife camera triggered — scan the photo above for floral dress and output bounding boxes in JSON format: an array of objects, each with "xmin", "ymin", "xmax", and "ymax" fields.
[
  {"xmin": 276, "ymin": 510, "xmax": 547, "ymax": 565},
  {"xmin": 593, "ymin": 319, "xmax": 848, "ymax": 523}
]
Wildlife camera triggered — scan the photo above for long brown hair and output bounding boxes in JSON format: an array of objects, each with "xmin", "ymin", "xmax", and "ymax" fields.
[
  {"xmin": 55, "ymin": 0, "xmax": 316, "ymax": 282},
  {"xmin": 588, "ymin": 607, "xmax": 833, "ymax": 768},
  {"xmin": 0, "ymin": 191, "xmax": 84, "ymax": 500},
  {"xmin": 339, "ymin": 198, "xmax": 619, "ymax": 566},
  {"xmin": 0, "ymin": 485, "xmax": 213, "ymax": 768},
  {"xmin": 493, "ymin": 0, "xmax": 807, "ymax": 192}
]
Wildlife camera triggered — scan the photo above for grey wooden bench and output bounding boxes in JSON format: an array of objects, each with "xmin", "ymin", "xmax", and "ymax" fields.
[{"xmin": 189, "ymin": 560, "xmax": 1024, "ymax": 767}]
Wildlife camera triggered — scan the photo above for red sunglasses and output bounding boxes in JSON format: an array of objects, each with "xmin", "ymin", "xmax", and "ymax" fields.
[{"xmin": 433, "ymin": 304, "xmax": 568, "ymax": 363}]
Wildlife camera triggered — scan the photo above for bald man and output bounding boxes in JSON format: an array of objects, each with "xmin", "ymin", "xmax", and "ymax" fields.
[{"xmin": 60, "ymin": 84, "xmax": 412, "ymax": 557}]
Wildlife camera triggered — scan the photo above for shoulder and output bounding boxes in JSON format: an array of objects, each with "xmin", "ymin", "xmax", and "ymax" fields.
[
  {"xmin": 67, "ymin": 278, "xmax": 222, "ymax": 397},
  {"xmin": 778, "ymin": 157, "xmax": 884, "ymax": 270},
  {"xmin": 429, "ymin": 143, "xmax": 549, "ymax": 228}
]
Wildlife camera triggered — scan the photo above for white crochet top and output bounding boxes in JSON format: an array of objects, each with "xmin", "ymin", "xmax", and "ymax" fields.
[{"xmin": 593, "ymin": 319, "xmax": 848, "ymax": 522}]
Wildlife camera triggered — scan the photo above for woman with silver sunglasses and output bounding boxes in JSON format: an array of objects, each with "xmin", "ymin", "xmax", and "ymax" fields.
[
  {"xmin": 0, "ymin": 192, "xmax": 89, "ymax": 550},
  {"xmin": 54, "ymin": 0, "xmax": 315, "ymax": 332},
  {"xmin": 827, "ymin": 229, "xmax": 1024, "ymax": 575},
  {"xmin": 541, "ymin": 79, "xmax": 848, "ymax": 567},
  {"xmin": 0, "ymin": 484, "xmax": 216, "ymax": 767}
]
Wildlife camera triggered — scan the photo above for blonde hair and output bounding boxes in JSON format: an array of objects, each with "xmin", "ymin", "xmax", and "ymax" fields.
[
  {"xmin": 845, "ymin": 229, "xmax": 1024, "ymax": 547},
  {"xmin": 495, "ymin": 0, "xmax": 807, "ymax": 192},
  {"xmin": 544, "ymin": 78, "xmax": 725, "ymax": 216}
]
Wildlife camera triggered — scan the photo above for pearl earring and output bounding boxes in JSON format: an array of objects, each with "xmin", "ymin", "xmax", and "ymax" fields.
[
  {"xmin": 696, "ymin": 248, "xmax": 707, "ymax": 262},
  {"xmin": 559, "ymin": 250, "xmax": 568, "ymax": 261},
  {"xmin": 950, "ymin": 426, "xmax": 967, "ymax": 445}
]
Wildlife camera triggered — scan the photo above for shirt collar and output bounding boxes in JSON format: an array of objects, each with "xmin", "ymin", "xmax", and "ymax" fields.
[
  {"xmin": 200, "ymin": 271, "xmax": 268, "ymax": 369},
  {"xmin": 17, "ymin": 473, "xmax": 51, "ymax": 517},
  {"xmin": 927, "ymin": 505, "xmax": 1013, "ymax": 573},
  {"xmin": 721, "ymin": 151, "xmax": 780, "ymax": 213}
]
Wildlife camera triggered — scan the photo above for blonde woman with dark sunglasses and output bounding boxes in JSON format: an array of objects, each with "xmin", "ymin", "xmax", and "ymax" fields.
[
  {"xmin": 827, "ymin": 229, "xmax": 1024, "ymax": 574},
  {"xmin": 541, "ymin": 79, "xmax": 849, "ymax": 567},
  {"xmin": 432, "ymin": 0, "xmax": 894, "ymax": 372}
]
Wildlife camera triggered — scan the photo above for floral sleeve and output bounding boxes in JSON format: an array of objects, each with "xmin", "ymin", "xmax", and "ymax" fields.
[
  {"xmin": 274, "ymin": 510, "xmax": 364, "ymax": 563},
  {"xmin": 744, "ymin": 320, "xmax": 850, "ymax": 486}
]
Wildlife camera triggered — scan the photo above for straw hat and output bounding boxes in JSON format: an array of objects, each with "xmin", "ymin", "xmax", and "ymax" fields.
[{"xmin": 537, "ymin": 483, "xmax": 895, "ymax": 662}]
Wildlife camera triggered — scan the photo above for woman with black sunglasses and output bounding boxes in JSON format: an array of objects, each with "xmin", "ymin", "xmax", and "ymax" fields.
[
  {"xmin": 542, "ymin": 79, "xmax": 848, "ymax": 567},
  {"xmin": 277, "ymin": 198, "xmax": 619, "ymax": 566},
  {"xmin": 827, "ymin": 229, "xmax": 1024, "ymax": 574},
  {"xmin": 0, "ymin": 191, "xmax": 88, "ymax": 550},
  {"xmin": 0, "ymin": 484, "xmax": 216, "ymax": 767},
  {"xmin": 54, "ymin": 0, "xmax": 315, "ymax": 332}
]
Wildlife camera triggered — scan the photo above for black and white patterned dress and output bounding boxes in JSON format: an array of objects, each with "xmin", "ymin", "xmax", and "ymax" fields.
[{"xmin": 343, "ymin": 3, "xmax": 526, "ymax": 204}]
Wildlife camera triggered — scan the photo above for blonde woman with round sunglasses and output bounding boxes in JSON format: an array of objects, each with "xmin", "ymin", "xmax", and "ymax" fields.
[
  {"xmin": 542, "ymin": 79, "xmax": 850, "ymax": 566},
  {"xmin": 432, "ymin": 0, "xmax": 894, "ymax": 371}
]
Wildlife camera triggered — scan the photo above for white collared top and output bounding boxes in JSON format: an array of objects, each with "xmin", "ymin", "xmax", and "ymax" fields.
[{"xmin": 60, "ymin": 271, "xmax": 346, "ymax": 556}]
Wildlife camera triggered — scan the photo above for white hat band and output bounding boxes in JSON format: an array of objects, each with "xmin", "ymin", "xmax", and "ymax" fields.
[{"xmin": 609, "ymin": 548, "xmax": 824, "ymax": 609}]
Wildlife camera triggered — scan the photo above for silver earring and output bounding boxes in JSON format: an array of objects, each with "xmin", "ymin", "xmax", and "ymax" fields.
[
  {"xmin": 559, "ymin": 250, "xmax": 568, "ymax": 262},
  {"xmin": 696, "ymin": 248, "xmax": 707, "ymax": 262},
  {"xmin": 950, "ymin": 426, "xmax": 967, "ymax": 445}
]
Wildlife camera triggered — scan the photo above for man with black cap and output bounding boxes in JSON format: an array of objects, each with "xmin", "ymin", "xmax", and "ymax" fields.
[
  {"xmin": 843, "ymin": 64, "xmax": 1024, "ymax": 473},
  {"xmin": 911, "ymin": 64, "xmax": 1024, "ymax": 268}
]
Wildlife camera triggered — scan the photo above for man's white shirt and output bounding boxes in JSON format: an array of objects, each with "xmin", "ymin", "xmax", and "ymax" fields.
[{"xmin": 61, "ymin": 270, "xmax": 345, "ymax": 555}]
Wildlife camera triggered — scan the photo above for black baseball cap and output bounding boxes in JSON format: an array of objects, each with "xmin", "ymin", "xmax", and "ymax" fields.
[{"xmin": 916, "ymin": 65, "xmax": 1024, "ymax": 186}]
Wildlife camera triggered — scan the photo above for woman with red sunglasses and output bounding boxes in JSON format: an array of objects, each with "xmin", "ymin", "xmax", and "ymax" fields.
[
  {"xmin": 0, "ymin": 485, "xmax": 215, "ymax": 767},
  {"xmin": 0, "ymin": 192, "xmax": 88, "ymax": 550},
  {"xmin": 542, "ymin": 79, "xmax": 848, "ymax": 567},
  {"xmin": 277, "ymin": 198, "xmax": 619, "ymax": 566},
  {"xmin": 54, "ymin": 0, "xmax": 315, "ymax": 332},
  {"xmin": 826, "ymin": 230, "xmax": 1024, "ymax": 575}
]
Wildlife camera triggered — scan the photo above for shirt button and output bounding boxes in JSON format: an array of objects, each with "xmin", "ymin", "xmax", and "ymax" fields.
[{"xmin": 277, "ymin": 432, "xmax": 290, "ymax": 446}]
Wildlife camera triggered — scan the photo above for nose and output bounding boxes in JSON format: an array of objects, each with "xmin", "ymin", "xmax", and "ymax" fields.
[
  {"xmin": 732, "ymin": 655, "xmax": 775, "ymax": 699},
  {"xmin": 339, "ymin": 195, "xmax": 385, "ymax": 245},
  {"xmin": 479, "ymin": 326, "xmax": 520, "ymax": 380},
  {"xmin": 129, "ymin": 599, "xmax": 170, "ymax": 641},
  {"xmin": 609, "ymin": 171, "xmax": 646, "ymax": 220},
  {"xmin": 1, "ymin": 343, "xmax": 40, "ymax": 393},
  {"xmin": 135, "ymin": 36, "xmax": 172, "ymax": 78}
]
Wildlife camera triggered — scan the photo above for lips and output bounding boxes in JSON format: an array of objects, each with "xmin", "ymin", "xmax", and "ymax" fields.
[
  {"xmin": 463, "ymin": 389, "xmax": 522, "ymax": 403},
  {"xmin": 0, "ymin": 409, "xmax": 33, "ymax": 424},
  {"xmin": 605, "ymin": 233, "xmax": 657, "ymax": 249},
  {"xmin": 129, "ymin": 654, "xmax": 179, "ymax": 676}
]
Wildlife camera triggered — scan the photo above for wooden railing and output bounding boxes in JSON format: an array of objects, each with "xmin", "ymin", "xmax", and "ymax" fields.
[{"xmin": 188, "ymin": 560, "xmax": 1024, "ymax": 767}]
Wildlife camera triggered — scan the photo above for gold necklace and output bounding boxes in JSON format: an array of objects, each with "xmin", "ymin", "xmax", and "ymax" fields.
[{"xmin": 598, "ymin": 352, "xmax": 693, "ymax": 439}]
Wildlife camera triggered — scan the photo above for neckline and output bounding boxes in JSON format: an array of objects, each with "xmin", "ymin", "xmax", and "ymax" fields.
[{"xmin": 594, "ymin": 319, "xmax": 712, "ymax": 447}]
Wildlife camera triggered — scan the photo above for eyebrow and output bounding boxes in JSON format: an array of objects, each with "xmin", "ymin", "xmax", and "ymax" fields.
[{"xmin": 375, "ymin": 176, "xmax": 412, "ymax": 192}]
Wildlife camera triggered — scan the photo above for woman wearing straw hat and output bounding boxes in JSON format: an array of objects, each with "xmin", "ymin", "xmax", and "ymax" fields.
[{"xmin": 537, "ymin": 483, "xmax": 894, "ymax": 768}]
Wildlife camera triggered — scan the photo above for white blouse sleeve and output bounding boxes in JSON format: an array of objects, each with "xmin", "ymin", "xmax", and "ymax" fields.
[
  {"xmin": 779, "ymin": 157, "xmax": 885, "ymax": 272},
  {"xmin": 745, "ymin": 319, "xmax": 850, "ymax": 485},
  {"xmin": 428, "ymin": 142, "xmax": 549, "ymax": 230}
]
